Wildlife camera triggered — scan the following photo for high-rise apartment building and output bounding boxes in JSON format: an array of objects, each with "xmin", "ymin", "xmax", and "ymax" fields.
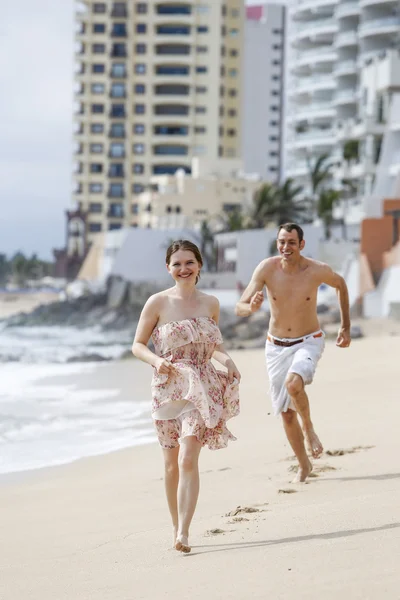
[
  {"xmin": 285, "ymin": 0, "xmax": 400, "ymax": 223},
  {"xmin": 242, "ymin": 3, "xmax": 285, "ymax": 182},
  {"xmin": 73, "ymin": 0, "xmax": 244, "ymax": 242}
]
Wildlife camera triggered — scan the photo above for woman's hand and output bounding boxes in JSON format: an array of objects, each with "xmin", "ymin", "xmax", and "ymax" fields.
[
  {"xmin": 226, "ymin": 359, "xmax": 241, "ymax": 384},
  {"xmin": 154, "ymin": 357, "xmax": 175, "ymax": 376}
]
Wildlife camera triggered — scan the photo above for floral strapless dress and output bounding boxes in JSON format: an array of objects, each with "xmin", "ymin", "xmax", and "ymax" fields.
[{"xmin": 150, "ymin": 317, "xmax": 240, "ymax": 451}]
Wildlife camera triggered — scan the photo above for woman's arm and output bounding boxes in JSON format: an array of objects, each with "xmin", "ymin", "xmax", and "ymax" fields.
[
  {"xmin": 132, "ymin": 294, "xmax": 175, "ymax": 376},
  {"xmin": 211, "ymin": 297, "xmax": 241, "ymax": 382}
]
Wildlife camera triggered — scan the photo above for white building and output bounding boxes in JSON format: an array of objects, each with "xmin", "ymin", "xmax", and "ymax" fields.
[
  {"xmin": 242, "ymin": 3, "xmax": 286, "ymax": 182},
  {"xmin": 285, "ymin": 0, "xmax": 400, "ymax": 226}
]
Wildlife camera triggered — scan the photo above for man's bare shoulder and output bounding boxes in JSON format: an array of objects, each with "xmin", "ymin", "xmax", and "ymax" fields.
[
  {"xmin": 302, "ymin": 257, "xmax": 331, "ymax": 272},
  {"xmin": 257, "ymin": 256, "xmax": 280, "ymax": 274}
]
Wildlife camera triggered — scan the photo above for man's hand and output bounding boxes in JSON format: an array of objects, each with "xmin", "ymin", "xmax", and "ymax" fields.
[
  {"xmin": 336, "ymin": 327, "xmax": 351, "ymax": 348},
  {"xmin": 249, "ymin": 291, "xmax": 264, "ymax": 313}
]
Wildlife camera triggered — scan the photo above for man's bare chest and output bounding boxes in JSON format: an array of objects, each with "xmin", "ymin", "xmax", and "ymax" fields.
[{"xmin": 267, "ymin": 273, "xmax": 318, "ymax": 305}]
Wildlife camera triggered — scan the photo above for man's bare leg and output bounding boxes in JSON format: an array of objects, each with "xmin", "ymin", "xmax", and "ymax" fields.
[
  {"xmin": 286, "ymin": 373, "xmax": 323, "ymax": 458},
  {"xmin": 162, "ymin": 446, "xmax": 180, "ymax": 547},
  {"xmin": 281, "ymin": 409, "xmax": 312, "ymax": 482},
  {"xmin": 176, "ymin": 436, "xmax": 202, "ymax": 553}
]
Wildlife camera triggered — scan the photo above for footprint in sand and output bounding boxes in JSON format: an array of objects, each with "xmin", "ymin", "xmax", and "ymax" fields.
[
  {"xmin": 326, "ymin": 445, "xmax": 374, "ymax": 456},
  {"xmin": 225, "ymin": 506, "xmax": 262, "ymax": 517},
  {"xmin": 278, "ymin": 488, "xmax": 297, "ymax": 494},
  {"xmin": 204, "ymin": 528, "xmax": 232, "ymax": 537},
  {"xmin": 227, "ymin": 516, "xmax": 250, "ymax": 524}
]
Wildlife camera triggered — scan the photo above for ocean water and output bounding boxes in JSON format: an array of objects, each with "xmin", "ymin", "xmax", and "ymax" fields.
[{"xmin": 0, "ymin": 289, "xmax": 241, "ymax": 476}]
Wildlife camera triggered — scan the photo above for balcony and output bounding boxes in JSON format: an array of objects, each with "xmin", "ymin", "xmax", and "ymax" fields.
[
  {"xmin": 155, "ymin": 84, "xmax": 190, "ymax": 96},
  {"xmin": 292, "ymin": 47, "xmax": 337, "ymax": 70},
  {"xmin": 153, "ymin": 144, "xmax": 189, "ymax": 156},
  {"xmin": 334, "ymin": 89, "xmax": 358, "ymax": 105},
  {"xmin": 293, "ymin": 75, "xmax": 335, "ymax": 94},
  {"xmin": 156, "ymin": 5, "xmax": 192, "ymax": 15},
  {"xmin": 334, "ymin": 59, "xmax": 357, "ymax": 76},
  {"xmin": 154, "ymin": 125, "xmax": 189, "ymax": 136},
  {"xmin": 152, "ymin": 163, "xmax": 192, "ymax": 175},
  {"xmin": 292, "ymin": 128, "xmax": 336, "ymax": 148},
  {"xmin": 154, "ymin": 104, "xmax": 190, "ymax": 116},
  {"xmin": 336, "ymin": 1, "xmax": 360, "ymax": 18},
  {"xmin": 156, "ymin": 44, "xmax": 191, "ymax": 56},
  {"xmin": 359, "ymin": 17, "xmax": 400, "ymax": 37},
  {"xmin": 335, "ymin": 30, "xmax": 358, "ymax": 47},
  {"xmin": 156, "ymin": 25, "xmax": 191, "ymax": 35},
  {"xmin": 294, "ymin": 18, "xmax": 337, "ymax": 41},
  {"xmin": 360, "ymin": 0, "xmax": 398, "ymax": 6},
  {"xmin": 292, "ymin": 102, "xmax": 336, "ymax": 122},
  {"xmin": 107, "ymin": 209, "xmax": 125, "ymax": 218},
  {"xmin": 291, "ymin": 0, "xmax": 337, "ymax": 17}
]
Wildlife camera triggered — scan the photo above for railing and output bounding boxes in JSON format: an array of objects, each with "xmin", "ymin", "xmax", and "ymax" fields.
[
  {"xmin": 334, "ymin": 60, "xmax": 357, "ymax": 73},
  {"xmin": 335, "ymin": 31, "xmax": 358, "ymax": 45},
  {"xmin": 296, "ymin": 18, "xmax": 337, "ymax": 32},
  {"xmin": 336, "ymin": 1, "xmax": 359, "ymax": 17},
  {"xmin": 359, "ymin": 17, "xmax": 400, "ymax": 32}
]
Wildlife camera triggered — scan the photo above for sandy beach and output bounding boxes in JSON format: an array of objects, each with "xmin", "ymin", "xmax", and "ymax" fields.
[
  {"xmin": 0, "ymin": 291, "xmax": 59, "ymax": 319},
  {"xmin": 1, "ymin": 329, "xmax": 400, "ymax": 599}
]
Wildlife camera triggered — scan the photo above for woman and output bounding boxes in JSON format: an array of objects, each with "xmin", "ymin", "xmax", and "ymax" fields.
[{"xmin": 132, "ymin": 240, "xmax": 240, "ymax": 553}]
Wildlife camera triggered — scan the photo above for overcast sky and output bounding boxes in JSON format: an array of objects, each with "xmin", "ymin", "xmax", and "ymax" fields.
[{"xmin": 0, "ymin": 0, "xmax": 261, "ymax": 260}]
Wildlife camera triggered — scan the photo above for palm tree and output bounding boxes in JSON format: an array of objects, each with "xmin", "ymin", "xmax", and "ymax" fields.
[
  {"xmin": 317, "ymin": 189, "xmax": 340, "ymax": 240},
  {"xmin": 199, "ymin": 220, "xmax": 216, "ymax": 271},
  {"xmin": 250, "ymin": 182, "xmax": 278, "ymax": 228},
  {"xmin": 307, "ymin": 153, "xmax": 334, "ymax": 213},
  {"xmin": 274, "ymin": 178, "xmax": 310, "ymax": 225},
  {"xmin": 218, "ymin": 207, "xmax": 247, "ymax": 232}
]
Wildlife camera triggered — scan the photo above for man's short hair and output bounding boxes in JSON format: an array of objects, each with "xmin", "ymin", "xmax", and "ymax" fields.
[{"xmin": 277, "ymin": 223, "xmax": 304, "ymax": 243}]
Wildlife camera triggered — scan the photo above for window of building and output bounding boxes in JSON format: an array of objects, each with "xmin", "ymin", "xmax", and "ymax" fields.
[
  {"xmin": 197, "ymin": 46, "xmax": 208, "ymax": 53},
  {"xmin": 91, "ymin": 83, "xmax": 105, "ymax": 94},
  {"xmin": 92, "ymin": 44, "xmax": 105, "ymax": 53},
  {"xmin": 90, "ymin": 163, "xmax": 103, "ymax": 173},
  {"xmin": 230, "ymin": 49, "xmax": 238, "ymax": 57},
  {"xmin": 136, "ymin": 2, "xmax": 147, "ymax": 13},
  {"xmin": 176, "ymin": 206, "xmax": 181, "ymax": 213},
  {"xmin": 90, "ymin": 143, "xmax": 103, "ymax": 153},
  {"xmin": 111, "ymin": 23, "xmax": 127, "ymax": 36},
  {"xmin": 93, "ymin": 3, "xmax": 106, "ymax": 13},
  {"xmin": 89, "ymin": 203, "xmax": 102, "ymax": 213},
  {"xmin": 135, "ymin": 63, "xmax": 146, "ymax": 74},
  {"xmin": 109, "ymin": 143, "xmax": 125, "ymax": 157},
  {"xmin": 91, "ymin": 123, "xmax": 104, "ymax": 134},
  {"xmin": 111, "ymin": 2, "xmax": 127, "ymax": 17},
  {"xmin": 135, "ymin": 103, "xmax": 145, "ymax": 114},
  {"xmin": 92, "ymin": 63, "xmax": 105, "ymax": 73},
  {"xmin": 111, "ymin": 83, "xmax": 126, "ymax": 97},
  {"xmin": 132, "ymin": 203, "xmax": 139, "ymax": 214},
  {"xmin": 109, "ymin": 163, "xmax": 124, "ymax": 176},
  {"xmin": 272, "ymin": 75, "xmax": 280, "ymax": 81},
  {"xmin": 269, "ymin": 166, "xmax": 278, "ymax": 172},
  {"xmin": 110, "ymin": 103, "xmax": 125, "ymax": 117},
  {"xmin": 220, "ymin": 85, "xmax": 225, "ymax": 96},
  {"xmin": 269, "ymin": 151, "xmax": 278, "ymax": 157},
  {"xmin": 270, "ymin": 120, "xmax": 278, "ymax": 126},
  {"xmin": 109, "ymin": 183, "xmax": 124, "ymax": 197},
  {"xmin": 196, "ymin": 86, "xmax": 207, "ymax": 93},
  {"xmin": 133, "ymin": 143, "xmax": 145, "ymax": 154},
  {"xmin": 229, "ymin": 29, "xmax": 239, "ymax": 37},
  {"xmin": 270, "ymin": 105, "xmax": 279, "ymax": 111},
  {"xmin": 136, "ymin": 43, "xmax": 146, "ymax": 54},
  {"xmin": 219, "ymin": 126, "xmax": 224, "ymax": 136},
  {"xmin": 89, "ymin": 223, "xmax": 102, "ymax": 232},
  {"xmin": 93, "ymin": 23, "xmax": 106, "ymax": 33},
  {"xmin": 133, "ymin": 184, "xmax": 144, "ymax": 194},
  {"xmin": 134, "ymin": 124, "xmax": 145, "ymax": 134},
  {"xmin": 110, "ymin": 123, "xmax": 125, "ymax": 138},
  {"xmin": 136, "ymin": 23, "xmax": 147, "ymax": 33},
  {"xmin": 195, "ymin": 106, "xmax": 206, "ymax": 114},
  {"xmin": 195, "ymin": 126, "xmax": 206, "ymax": 134},
  {"xmin": 271, "ymin": 90, "xmax": 280, "ymax": 96},
  {"xmin": 220, "ymin": 106, "xmax": 225, "ymax": 116},
  {"xmin": 220, "ymin": 66, "xmax": 225, "ymax": 77},
  {"xmin": 91, "ymin": 103, "xmax": 104, "ymax": 113},
  {"xmin": 228, "ymin": 89, "xmax": 237, "ymax": 97},
  {"xmin": 166, "ymin": 205, "xmax": 172, "ymax": 213},
  {"xmin": 269, "ymin": 136, "xmax": 278, "ymax": 141},
  {"xmin": 135, "ymin": 84, "xmax": 146, "ymax": 94},
  {"xmin": 221, "ymin": 25, "xmax": 226, "ymax": 36},
  {"xmin": 133, "ymin": 163, "xmax": 144, "ymax": 174},
  {"xmin": 111, "ymin": 43, "xmax": 126, "ymax": 57},
  {"xmin": 89, "ymin": 183, "xmax": 103, "ymax": 193},
  {"xmin": 111, "ymin": 63, "xmax": 126, "ymax": 77},
  {"xmin": 109, "ymin": 223, "xmax": 122, "ymax": 230},
  {"xmin": 273, "ymin": 44, "xmax": 281, "ymax": 50},
  {"xmin": 227, "ymin": 129, "xmax": 236, "ymax": 137},
  {"xmin": 197, "ymin": 26, "xmax": 208, "ymax": 33},
  {"xmin": 156, "ymin": 65, "xmax": 189, "ymax": 75},
  {"xmin": 229, "ymin": 69, "xmax": 238, "ymax": 77},
  {"xmin": 228, "ymin": 109, "xmax": 237, "ymax": 117},
  {"xmin": 196, "ymin": 66, "xmax": 207, "ymax": 74},
  {"xmin": 272, "ymin": 60, "xmax": 281, "ymax": 66},
  {"xmin": 221, "ymin": 45, "xmax": 226, "ymax": 57},
  {"xmin": 273, "ymin": 28, "xmax": 282, "ymax": 34},
  {"xmin": 197, "ymin": 5, "xmax": 210, "ymax": 14},
  {"xmin": 231, "ymin": 8, "xmax": 240, "ymax": 17}
]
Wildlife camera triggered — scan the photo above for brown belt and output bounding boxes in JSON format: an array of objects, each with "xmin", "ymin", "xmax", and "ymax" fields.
[{"xmin": 267, "ymin": 331, "xmax": 323, "ymax": 348}]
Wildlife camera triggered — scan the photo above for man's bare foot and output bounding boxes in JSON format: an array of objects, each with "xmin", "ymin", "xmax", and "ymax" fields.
[
  {"xmin": 175, "ymin": 534, "xmax": 191, "ymax": 553},
  {"xmin": 304, "ymin": 428, "xmax": 323, "ymax": 458},
  {"xmin": 292, "ymin": 459, "xmax": 312, "ymax": 483}
]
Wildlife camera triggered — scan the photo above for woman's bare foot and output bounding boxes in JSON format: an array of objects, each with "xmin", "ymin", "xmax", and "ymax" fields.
[
  {"xmin": 175, "ymin": 534, "xmax": 191, "ymax": 553},
  {"xmin": 292, "ymin": 459, "xmax": 313, "ymax": 483},
  {"xmin": 304, "ymin": 428, "xmax": 323, "ymax": 458}
]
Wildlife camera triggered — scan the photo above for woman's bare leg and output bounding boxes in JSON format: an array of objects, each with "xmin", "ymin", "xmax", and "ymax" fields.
[
  {"xmin": 176, "ymin": 436, "xmax": 202, "ymax": 553},
  {"xmin": 162, "ymin": 446, "xmax": 180, "ymax": 546}
]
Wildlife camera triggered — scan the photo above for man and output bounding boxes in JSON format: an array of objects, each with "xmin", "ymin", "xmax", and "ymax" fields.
[{"xmin": 235, "ymin": 223, "xmax": 351, "ymax": 483}]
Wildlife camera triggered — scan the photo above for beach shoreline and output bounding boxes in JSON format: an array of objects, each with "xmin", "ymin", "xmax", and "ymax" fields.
[{"xmin": 2, "ymin": 331, "xmax": 400, "ymax": 598}]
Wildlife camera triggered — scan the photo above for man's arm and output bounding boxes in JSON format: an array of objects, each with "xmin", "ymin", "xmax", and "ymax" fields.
[
  {"xmin": 320, "ymin": 265, "xmax": 351, "ymax": 348},
  {"xmin": 235, "ymin": 260, "xmax": 267, "ymax": 318}
]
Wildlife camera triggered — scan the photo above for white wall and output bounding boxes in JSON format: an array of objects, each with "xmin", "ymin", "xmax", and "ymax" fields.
[{"xmin": 110, "ymin": 228, "xmax": 200, "ymax": 284}]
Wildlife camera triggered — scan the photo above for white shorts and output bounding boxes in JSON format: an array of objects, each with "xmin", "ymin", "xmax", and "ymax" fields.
[{"xmin": 265, "ymin": 330, "xmax": 325, "ymax": 416}]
